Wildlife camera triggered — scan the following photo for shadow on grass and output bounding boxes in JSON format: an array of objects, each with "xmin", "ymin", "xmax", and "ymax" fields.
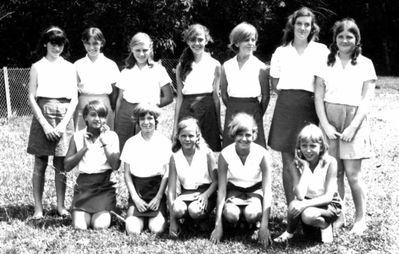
[{"xmin": 0, "ymin": 205, "xmax": 72, "ymax": 228}]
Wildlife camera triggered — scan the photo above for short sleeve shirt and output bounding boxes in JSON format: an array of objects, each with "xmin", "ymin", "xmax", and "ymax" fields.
[
  {"xmin": 223, "ymin": 55, "xmax": 266, "ymax": 98},
  {"xmin": 173, "ymin": 147, "xmax": 215, "ymax": 190},
  {"xmin": 221, "ymin": 143, "xmax": 266, "ymax": 188},
  {"xmin": 116, "ymin": 62, "xmax": 171, "ymax": 104},
  {"xmin": 73, "ymin": 129, "xmax": 119, "ymax": 174},
  {"xmin": 120, "ymin": 131, "xmax": 171, "ymax": 177},
  {"xmin": 316, "ymin": 54, "xmax": 377, "ymax": 106},
  {"xmin": 182, "ymin": 53, "xmax": 220, "ymax": 95},
  {"xmin": 34, "ymin": 57, "xmax": 77, "ymax": 99},
  {"xmin": 74, "ymin": 53, "xmax": 120, "ymax": 95},
  {"xmin": 270, "ymin": 41, "xmax": 329, "ymax": 92}
]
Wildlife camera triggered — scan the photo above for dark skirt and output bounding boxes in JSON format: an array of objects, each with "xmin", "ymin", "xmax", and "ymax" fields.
[
  {"xmin": 128, "ymin": 174, "xmax": 166, "ymax": 218},
  {"xmin": 226, "ymin": 182, "xmax": 263, "ymax": 206},
  {"xmin": 223, "ymin": 97, "xmax": 266, "ymax": 148},
  {"xmin": 27, "ymin": 97, "xmax": 74, "ymax": 156},
  {"xmin": 179, "ymin": 93, "xmax": 221, "ymax": 152},
  {"xmin": 179, "ymin": 184, "xmax": 216, "ymax": 214},
  {"xmin": 72, "ymin": 170, "xmax": 116, "ymax": 214},
  {"xmin": 268, "ymin": 90, "xmax": 319, "ymax": 153},
  {"xmin": 114, "ymin": 99, "xmax": 139, "ymax": 151}
]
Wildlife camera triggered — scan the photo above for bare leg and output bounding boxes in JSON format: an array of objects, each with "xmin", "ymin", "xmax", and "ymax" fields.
[
  {"xmin": 344, "ymin": 159, "xmax": 367, "ymax": 234},
  {"xmin": 282, "ymin": 152, "xmax": 295, "ymax": 205},
  {"xmin": 53, "ymin": 156, "xmax": 69, "ymax": 216},
  {"xmin": 32, "ymin": 155, "xmax": 48, "ymax": 218},
  {"xmin": 327, "ymin": 140, "xmax": 346, "ymax": 229}
]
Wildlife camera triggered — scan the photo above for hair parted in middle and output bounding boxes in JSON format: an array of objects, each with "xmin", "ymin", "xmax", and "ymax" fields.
[
  {"xmin": 81, "ymin": 27, "xmax": 106, "ymax": 46},
  {"xmin": 125, "ymin": 32, "xmax": 155, "ymax": 69},
  {"xmin": 327, "ymin": 18, "xmax": 362, "ymax": 67},
  {"xmin": 228, "ymin": 22, "xmax": 258, "ymax": 53},
  {"xmin": 172, "ymin": 117, "xmax": 209, "ymax": 152},
  {"xmin": 281, "ymin": 7, "xmax": 320, "ymax": 46},
  {"xmin": 295, "ymin": 123, "xmax": 329, "ymax": 166},
  {"xmin": 179, "ymin": 24, "xmax": 213, "ymax": 81},
  {"xmin": 228, "ymin": 113, "xmax": 258, "ymax": 140}
]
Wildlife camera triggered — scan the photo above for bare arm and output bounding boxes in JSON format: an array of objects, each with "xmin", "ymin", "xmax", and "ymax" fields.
[
  {"xmin": 314, "ymin": 76, "xmax": 340, "ymax": 139},
  {"xmin": 341, "ymin": 80, "xmax": 376, "ymax": 142},
  {"xmin": 100, "ymin": 130, "xmax": 120, "ymax": 170},
  {"xmin": 212, "ymin": 63, "xmax": 222, "ymax": 133},
  {"xmin": 259, "ymin": 66, "xmax": 270, "ymax": 115},
  {"xmin": 64, "ymin": 136, "xmax": 87, "ymax": 171},
  {"xmin": 258, "ymin": 152, "xmax": 272, "ymax": 247},
  {"xmin": 114, "ymin": 89, "xmax": 124, "ymax": 127},
  {"xmin": 159, "ymin": 84, "xmax": 173, "ymax": 107},
  {"xmin": 202, "ymin": 152, "xmax": 218, "ymax": 199},
  {"xmin": 270, "ymin": 77, "xmax": 279, "ymax": 93},
  {"xmin": 124, "ymin": 163, "xmax": 148, "ymax": 212},
  {"xmin": 220, "ymin": 66, "xmax": 229, "ymax": 107},
  {"xmin": 28, "ymin": 66, "xmax": 59, "ymax": 141},
  {"xmin": 173, "ymin": 64, "xmax": 184, "ymax": 138},
  {"xmin": 210, "ymin": 154, "xmax": 228, "ymax": 243}
]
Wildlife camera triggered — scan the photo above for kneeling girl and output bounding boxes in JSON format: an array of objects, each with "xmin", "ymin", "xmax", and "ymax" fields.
[{"xmin": 65, "ymin": 100, "xmax": 120, "ymax": 230}]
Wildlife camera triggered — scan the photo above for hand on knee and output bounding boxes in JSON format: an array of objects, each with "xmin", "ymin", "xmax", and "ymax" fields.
[{"xmin": 188, "ymin": 202, "xmax": 205, "ymax": 219}]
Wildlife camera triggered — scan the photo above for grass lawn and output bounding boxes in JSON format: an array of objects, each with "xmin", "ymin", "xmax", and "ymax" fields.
[{"xmin": 1, "ymin": 77, "xmax": 398, "ymax": 253}]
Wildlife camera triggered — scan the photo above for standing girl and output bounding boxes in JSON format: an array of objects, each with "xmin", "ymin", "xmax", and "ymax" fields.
[
  {"xmin": 64, "ymin": 100, "xmax": 120, "ymax": 230},
  {"xmin": 315, "ymin": 18, "xmax": 377, "ymax": 234},
  {"xmin": 121, "ymin": 103, "xmax": 171, "ymax": 235},
  {"xmin": 168, "ymin": 117, "xmax": 218, "ymax": 237},
  {"xmin": 27, "ymin": 26, "xmax": 77, "ymax": 218},
  {"xmin": 174, "ymin": 24, "xmax": 222, "ymax": 151},
  {"xmin": 115, "ymin": 32, "xmax": 173, "ymax": 150},
  {"xmin": 221, "ymin": 22, "xmax": 269, "ymax": 148},
  {"xmin": 268, "ymin": 7, "xmax": 329, "ymax": 206},
  {"xmin": 210, "ymin": 113, "xmax": 272, "ymax": 248},
  {"xmin": 274, "ymin": 124, "xmax": 341, "ymax": 243},
  {"xmin": 74, "ymin": 27, "xmax": 120, "ymax": 131}
]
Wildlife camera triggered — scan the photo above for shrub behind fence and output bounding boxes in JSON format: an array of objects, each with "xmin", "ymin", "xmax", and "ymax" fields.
[{"xmin": 0, "ymin": 59, "xmax": 178, "ymax": 120}]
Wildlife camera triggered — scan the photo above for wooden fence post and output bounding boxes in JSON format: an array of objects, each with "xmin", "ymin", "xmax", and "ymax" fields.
[{"xmin": 3, "ymin": 67, "xmax": 12, "ymax": 120}]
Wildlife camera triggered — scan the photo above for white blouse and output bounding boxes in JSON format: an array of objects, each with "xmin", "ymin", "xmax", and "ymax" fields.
[
  {"xmin": 221, "ymin": 143, "xmax": 266, "ymax": 188},
  {"xmin": 120, "ymin": 131, "xmax": 171, "ymax": 178},
  {"xmin": 223, "ymin": 55, "xmax": 266, "ymax": 98},
  {"xmin": 316, "ymin": 54, "xmax": 377, "ymax": 106},
  {"xmin": 34, "ymin": 57, "xmax": 77, "ymax": 99},
  {"xmin": 173, "ymin": 148, "xmax": 214, "ymax": 190},
  {"xmin": 270, "ymin": 41, "xmax": 329, "ymax": 92},
  {"xmin": 182, "ymin": 53, "xmax": 219, "ymax": 95},
  {"xmin": 73, "ymin": 129, "xmax": 119, "ymax": 174},
  {"xmin": 75, "ymin": 53, "xmax": 120, "ymax": 95},
  {"xmin": 116, "ymin": 62, "xmax": 171, "ymax": 104}
]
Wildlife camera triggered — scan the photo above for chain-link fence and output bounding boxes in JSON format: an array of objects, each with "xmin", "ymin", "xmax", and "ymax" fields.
[{"xmin": 0, "ymin": 59, "xmax": 178, "ymax": 120}]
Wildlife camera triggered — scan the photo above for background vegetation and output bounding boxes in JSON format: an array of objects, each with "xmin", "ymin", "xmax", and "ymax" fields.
[
  {"xmin": 1, "ymin": 78, "xmax": 398, "ymax": 253},
  {"xmin": 1, "ymin": 0, "xmax": 399, "ymax": 75}
]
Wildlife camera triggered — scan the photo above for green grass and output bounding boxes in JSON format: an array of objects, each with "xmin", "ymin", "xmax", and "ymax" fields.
[{"xmin": 1, "ymin": 77, "xmax": 398, "ymax": 253}]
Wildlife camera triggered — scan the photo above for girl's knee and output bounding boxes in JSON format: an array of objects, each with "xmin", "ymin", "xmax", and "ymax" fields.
[
  {"xmin": 243, "ymin": 204, "xmax": 261, "ymax": 223},
  {"xmin": 301, "ymin": 208, "xmax": 321, "ymax": 226},
  {"xmin": 125, "ymin": 216, "xmax": 144, "ymax": 234},
  {"xmin": 223, "ymin": 204, "xmax": 240, "ymax": 223},
  {"xmin": 72, "ymin": 211, "xmax": 90, "ymax": 230},
  {"xmin": 172, "ymin": 200, "xmax": 187, "ymax": 218},
  {"xmin": 53, "ymin": 156, "xmax": 66, "ymax": 172},
  {"xmin": 34, "ymin": 156, "xmax": 48, "ymax": 171},
  {"xmin": 188, "ymin": 201, "xmax": 205, "ymax": 219},
  {"xmin": 148, "ymin": 214, "xmax": 165, "ymax": 234},
  {"xmin": 92, "ymin": 211, "xmax": 111, "ymax": 230}
]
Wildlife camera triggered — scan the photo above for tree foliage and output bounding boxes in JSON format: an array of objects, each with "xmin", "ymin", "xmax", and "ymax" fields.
[{"xmin": 0, "ymin": 0, "xmax": 398, "ymax": 74}]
